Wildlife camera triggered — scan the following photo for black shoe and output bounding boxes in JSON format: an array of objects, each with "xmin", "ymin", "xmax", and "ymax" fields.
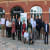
[
  {"xmin": 13, "ymin": 38, "xmax": 15, "ymax": 40},
  {"xmin": 24, "ymin": 42, "xmax": 25, "ymax": 44},
  {"xmin": 44, "ymin": 42, "xmax": 46, "ymax": 44},
  {"xmin": 47, "ymin": 43, "xmax": 48, "ymax": 45}
]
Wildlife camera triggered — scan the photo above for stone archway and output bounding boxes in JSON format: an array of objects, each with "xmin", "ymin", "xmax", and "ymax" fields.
[
  {"xmin": 10, "ymin": 6, "xmax": 24, "ymax": 19},
  {"xmin": 30, "ymin": 6, "xmax": 42, "ymax": 20}
]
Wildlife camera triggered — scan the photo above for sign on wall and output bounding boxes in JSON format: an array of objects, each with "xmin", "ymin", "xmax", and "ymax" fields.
[{"xmin": 20, "ymin": 13, "xmax": 27, "ymax": 26}]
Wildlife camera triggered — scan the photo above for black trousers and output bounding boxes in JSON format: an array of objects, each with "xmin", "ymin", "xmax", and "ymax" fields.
[
  {"xmin": 18, "ymin": 30, "xmax": 21, "ymax": 40},
  {"xmin": 16, "ymin": 29, "xmax": 17, "ymax": 36},
  {"xmin": 38, "ymin": 29, "xmax": 40, "ymax": 38},
  {"xmin": 6, "ymin": 27, "xmax": 9, "ymax": 37},
  {"xmin": 8, "ymin": 27, "xmax": 12, "ymax": 37},
  {"xmin": 44, "ymin": 32, "xmax": 48, "ymax": 44},
  {"xmin": 36, "ymin": 28, "xmax": 40, "ymax": 39},
  {"xmin": 12, "ymin": 33, "xmax": 15, "ymax": 40}
]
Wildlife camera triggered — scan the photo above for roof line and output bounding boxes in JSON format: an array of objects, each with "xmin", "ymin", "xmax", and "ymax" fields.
[{"xmin": 0, "ymin": 0, "xmax": 49, "ymax": 3}]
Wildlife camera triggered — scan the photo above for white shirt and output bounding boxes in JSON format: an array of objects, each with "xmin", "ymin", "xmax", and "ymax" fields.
[
  {"xmin": 46, "ymin": 24, "xmax": 47, "ymax": 32},
  {"xmin": 32, "ymin": 20, "xmax": 36, "ymax": 28},
  {"xmin": 8, "ymin": 22, "xmax": 12, "ymax": 27},
  {"xmin": 19, "ymin": 21, "xmax": 20, "ymax": 25},
  {"xmin": 1, "ymin": 18, "xmax": 5, "ymax": 24},
  {"xmin": 6, "ymin": 20, "xmax": 9, "ymax": 27},
  {"xmin": 24, "ymin": 32, "xmax": 29, "ymax": 40},
  {"xmin": 30, "ymin": 18, "xmax": 33, "ymax": 25}
]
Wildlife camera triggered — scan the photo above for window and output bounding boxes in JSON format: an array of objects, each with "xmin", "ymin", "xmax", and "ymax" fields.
[{"xmin": 30, "ymin": 6, "xmax": 42, "ymax": 20}]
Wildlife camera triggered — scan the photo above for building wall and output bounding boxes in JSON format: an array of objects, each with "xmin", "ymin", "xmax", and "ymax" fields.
[{"xmin": 0, "ymin": 1, "xmax": 50, "ymax": 33}]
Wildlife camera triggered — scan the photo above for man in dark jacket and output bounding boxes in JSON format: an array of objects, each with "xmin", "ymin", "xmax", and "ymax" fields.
[
  {"xmin": 44, "ymin": 21, "xmax": 49, "ymax": 44},
  {"xmin": 36, "ymin": 16, "xmax": 40, "ymax": 39},
  {"xmin": 15, "ymin": 14, "xmax": 18, "ymax": 35},
  {"xmin": 17, "ymin": 17, "xmax": 22, "ymax": 41}
]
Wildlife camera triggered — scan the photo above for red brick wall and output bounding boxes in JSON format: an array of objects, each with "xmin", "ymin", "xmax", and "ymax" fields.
[
  {"xmin": 0, "ymin": 1, "xmax": 50, "ymax": 33},
  {"xmin": 0, "ymin": 1, "xmax": 49, "ymax": 19}
]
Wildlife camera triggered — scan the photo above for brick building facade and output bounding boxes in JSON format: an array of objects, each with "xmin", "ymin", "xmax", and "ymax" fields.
[{"xmin": 0, "ymin": 0, "xmax": 50, "ymax": 32}]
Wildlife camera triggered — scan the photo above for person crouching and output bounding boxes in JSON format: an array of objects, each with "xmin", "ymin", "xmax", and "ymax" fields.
[{"xmin": 24, "ymin": 30, "xmax": 29, "ymax": 44}]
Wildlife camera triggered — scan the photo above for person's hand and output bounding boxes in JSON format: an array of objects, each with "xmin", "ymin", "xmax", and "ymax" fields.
[
  {"xmin": 23, "ymin": 29, "xmax": 24, "ymax": 31},
  {"xmin": 37, "ymin": 24, "xmax": 38, "ymax": 25},
  {"xmin": 31, "ymin": 36, "xmax": 32, "ymax": 39}
]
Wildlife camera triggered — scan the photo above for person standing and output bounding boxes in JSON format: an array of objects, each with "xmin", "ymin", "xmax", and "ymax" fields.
[
  {"xmin": 11, "ymin": 20, "xmax": 15, "ymax": 40},
  {"xmin": 39, "ymin": 16, "xmax": 43, "ymax": 39},
  {"xmin": 1, "ymin": 15, "xmax": 5, "ymax": 37},
  {"xmin": 36, "ymin": 16, "xmax": 40, "ymax": 39},
  {"xmin": 39, "ymin": 16, "xmax": 42, "ymax": 30},
  {"xmin": 6, "ymin": 17, "xmax": 9, "ymax": 37},
  {"xmin": 31, "ymin": 16, "xmax": 36, "ymax": 40},
  {"xmin": 22, "ymin": 20, "xmax": 26, "ymax": 36},
  {"xmin": 8, "ymin": 18, "xmax": 12, "ymax": 37},
  {"xmin": 15, "ymin": 14, "xmax": 18, "ymax": 36},
  {"xmin": 40, "ymin": 19, "xmax": 45, "ymax": 39},
  {"xmin": 27, "ymin": 20, "xmax": 32, "ymax": 33},
  {"xmin": 44, "ymin": 21, "xmax": 49, "ymax": 44},
  {"xmin": 17, "ymin": 17, "xmax": 22, "ymax": 41}
]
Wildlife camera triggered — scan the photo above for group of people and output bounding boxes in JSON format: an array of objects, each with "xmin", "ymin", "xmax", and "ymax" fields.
[{"xmin": 1, "ymin": 14, "xmax": 49, "ymax": 45}]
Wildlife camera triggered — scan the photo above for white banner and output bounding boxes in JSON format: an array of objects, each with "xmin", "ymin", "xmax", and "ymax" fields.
[{"xmin": 20, "ymin": 13, "xmax": 27, "ymax": 26}]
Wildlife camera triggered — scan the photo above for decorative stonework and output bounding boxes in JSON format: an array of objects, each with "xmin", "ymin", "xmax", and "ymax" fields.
[
  {"xmin": 44, "ymin": 0, "xmax": 47, "ymax": 5},
  {"xmin": 25, "ymin": 0, "xmax": 28, "ymax": 5}
]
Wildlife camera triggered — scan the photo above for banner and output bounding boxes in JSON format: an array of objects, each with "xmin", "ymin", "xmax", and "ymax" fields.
[{"xmin": 20, "ymin": 13, "xmax": 27, "ymax": 26}]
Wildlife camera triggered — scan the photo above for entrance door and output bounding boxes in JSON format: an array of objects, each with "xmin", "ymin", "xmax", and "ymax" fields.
[{"xmin": 11, "ymin": 6, "xmax": 24, "ymax": 19}]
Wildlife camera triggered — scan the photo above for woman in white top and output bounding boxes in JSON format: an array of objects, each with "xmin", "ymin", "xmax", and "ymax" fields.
[
  {"xmin": 1, "ymin": 15, "xmax": 5, "ymax": 37},
  {"xmin": 6, "ymin": 18, "xmax": 12, "ymax": 37},
  {"xmin": 6, "ymin": 18, "xmax": 9, "ymax": 37}
]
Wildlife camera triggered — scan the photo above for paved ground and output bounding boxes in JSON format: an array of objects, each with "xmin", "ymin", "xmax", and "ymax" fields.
[{"xmin": 0, "ymin": 30, "xmax": 50, "ymax": 50}]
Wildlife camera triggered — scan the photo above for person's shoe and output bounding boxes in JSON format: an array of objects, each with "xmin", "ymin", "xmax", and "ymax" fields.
[
  {"xmin": 47, "ymin": 43, "xmax": 48, "ymax": 45},
  {"xmin": 24, "ymin": 42, "xmax": 25, "ymax": 44},
  {"xmin": 44, "ymin": 42, "xmax": 46, "ymax": 44},
  {"xmin": 13, "ymin": 38, "xmax": 15, "ymax": 40}
]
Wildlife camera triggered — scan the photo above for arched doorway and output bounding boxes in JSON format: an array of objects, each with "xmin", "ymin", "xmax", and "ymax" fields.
[
  {"xmin": 0, "ymin": 8, "xmax": 5, "ymax": 29},
  {"xmin": 30, "ymin": 6, "xmax": 42, "ymax": 20},
  {"xmin": 11, "ymin": 6, "xmax": 24, "ymax": 19}
]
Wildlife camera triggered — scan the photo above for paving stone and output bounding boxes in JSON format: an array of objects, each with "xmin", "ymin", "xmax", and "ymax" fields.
[{"xmin": 0, "ymin": 30, "xmax": 50, "ymax": 50}]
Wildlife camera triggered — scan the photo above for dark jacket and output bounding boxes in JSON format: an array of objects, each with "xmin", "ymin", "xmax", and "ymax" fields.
[
  {"xmin": 15, "ymin": 19, "xmax": 18, "ymax": 29},
  {"xmin": 44, "ymin": 24, "xmax": 49, "ymax": 32},
  {"xmin": 17, "ymin": 21, "xmax": 22, "ymax": 31},
  {"xmin": 36, "ymin": 19, "xmax": 40, "ymax": 30},
  {"xmin": 42, "ymin": 21, "xmax": 45, "ymax": 28},
  {"xmin": 27, "ymin": 23, "xmax": 32, "ymax": 31},
  {"xmin": 39, "ymin": 19, "xmax": 42, "ymax": 29}
]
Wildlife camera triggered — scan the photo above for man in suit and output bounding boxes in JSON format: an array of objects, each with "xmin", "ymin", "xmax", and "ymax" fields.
[
  {"xmin": 44, "ymin": 21, "xmax": 49, "ymax": 44},
  {"xmin": 17, "ymin": 17, "xmax": 22, "ymax": 41},
  {"xmin": 15, "ymin": 14, "xmax": 18, "ymax": 36},
  {"xmin": 36, "ymin": 16, "xmax": 40, "ymax": 39}
]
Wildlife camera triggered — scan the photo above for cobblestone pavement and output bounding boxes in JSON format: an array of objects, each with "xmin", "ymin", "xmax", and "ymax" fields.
[{"xmin": 0, "ymin": 30, "xmax": 50, "ymax": 50}]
